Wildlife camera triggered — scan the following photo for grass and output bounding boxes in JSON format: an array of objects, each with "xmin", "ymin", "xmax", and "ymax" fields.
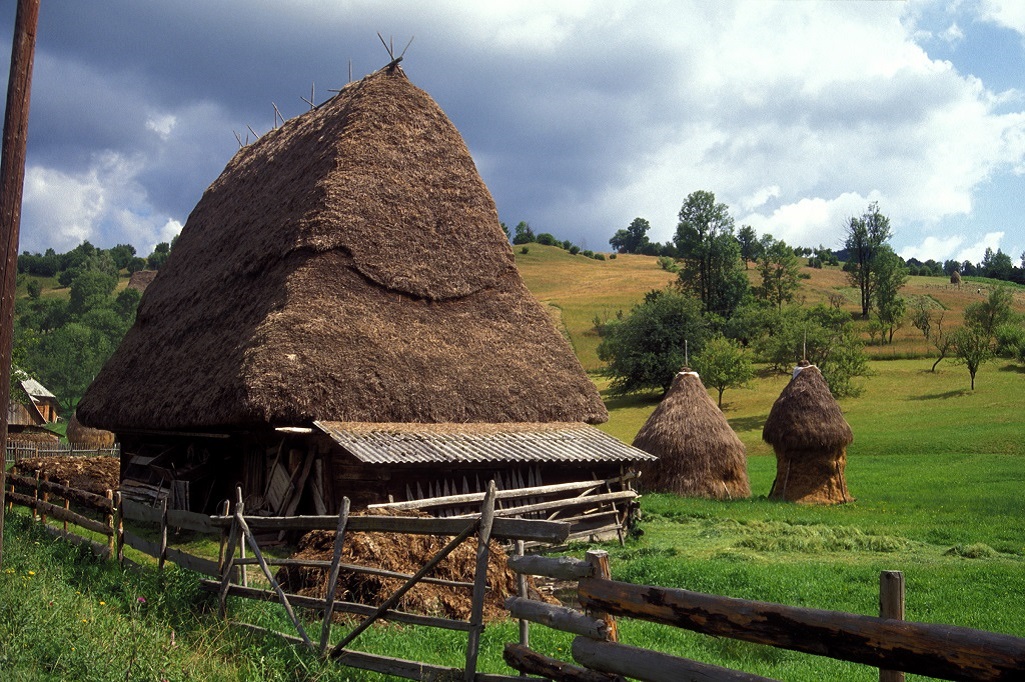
[{"xmin": 4, "ymin": 250, "xmax": 1024, "ymax": 680}]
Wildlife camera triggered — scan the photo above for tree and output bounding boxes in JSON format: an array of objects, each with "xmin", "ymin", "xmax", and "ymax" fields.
[
  {"xmin": 950, "ymin": 325, "xmax": 993, "ymax": 390},
  {"xmin": 609, "ymin": 217, "xmax": 651, "ymax": 254},
  {"xmin": 511, "ymin": 222, "xmax": 535, "ymax": 245},
  {"xmin": 736, "ymin": 225, "xmax": 759, "ymax": 269},
  {"xmin": 756, "ymin": 238, "xmax": 801, "ymax": 311},
  {"xmin": 929, "ymin": 313, "xmax": 951, "ymax": 372},
  {"xmin": 980, "ymin": 248, "xmax": 1014, "ymax": 281},
  {"xmin": 674, "ymin": 191, "xmax": 749, "ymax": 318},
  {"xmin": 964, "ymin": 286, "xmax": 1014, "ymax": 338},
  {"xmin": 597, "ymin": 288, "xmax": 709, "ymax": 394},
  {"xmin": 872, "ymin": 246, "xmax": 908, "ymax": 343},
  {"xmin": 147, "ymin": 242, "xmax": 172, "ymax": 269},
  {"xmin": 692, "ymin": 335, "xmax": 754, "ymax": 408},
  {"xmin": 68, "ymin": 269, "xmax": 118, "ymax": 317},
  {"xmin": 843, "ymin": 202, "xmax": 893, "ymax": 317}
]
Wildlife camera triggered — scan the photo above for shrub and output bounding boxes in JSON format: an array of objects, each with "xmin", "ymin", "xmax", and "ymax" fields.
[{"xmin": 520, "ymin": 246, "xmax": 529, "ymax": 254}]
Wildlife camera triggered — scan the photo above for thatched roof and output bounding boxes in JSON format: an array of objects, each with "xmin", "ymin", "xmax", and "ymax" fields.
[
  {"xmin": 632, "ymin": 371, "xmax": 749, "ymax": 499},
  {"xmin": 761, "ymin": 365, "xmax": 853, "ymax": 451},
  {"xmin": 77, "ymin": 65, "xmax": 606, "ymax": 432}
]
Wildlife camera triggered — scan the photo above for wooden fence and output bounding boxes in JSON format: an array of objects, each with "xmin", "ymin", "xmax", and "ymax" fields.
[
  {"xmin": 4, "ymin": 473, "xmax": 568, "ymax": 682},
  {"xmin": 5, "ymin": 441, "xmax": 120, "ymax": 465},
  {"xmin": 503, "ymin": 552, "xmax": 1025, "ymax": 682}
]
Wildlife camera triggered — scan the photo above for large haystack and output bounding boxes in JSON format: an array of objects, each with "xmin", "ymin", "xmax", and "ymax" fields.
[
  {"xmin": 632, "ymin": 371, "xmax": 750, "ymax": 499},
  {"xmin": 77, "ymin": 64, "xmax": 606, "ymax": 431},
  {"xmin": 762, "ymin": 364, "xmax": 854, "ymax": 505}
]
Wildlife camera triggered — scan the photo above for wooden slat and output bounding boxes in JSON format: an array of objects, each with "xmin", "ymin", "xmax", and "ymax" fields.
[
  {"xmin": 578, "ymin": 579, "xmax": 1025, "ymax": 681},
  {"xmin": 571, "ymin": 637, "xmax": 777, "ymax": 682},
  {"xmin": 36, "ymin": 479, "xmax": 112, "ymax": 510},
  {"xmin": 120, "ymin": 498, "xmax": 163, "ymax": 525},
  {"xmin": 165, "ymin": 508, "xmax": 219, "ymax": 534},
  {"xmin": 205, "ymin": 514, "xmax": 569, "ymax": 542},
  {"xmin": 505, "ymin": 597, "xmax": 608, "ymax": 639},
  {"xmin": 31, "ymin": 499, "xmax": 110, "ymax": 536},
  {"xmin": 452, "ymin": 490, "xmax": 637, "ymax": 520},
  {"xmin": 232, "ymin": 557, "xmax": 475, "ymax": 588},
  {"xmin": 503, "ymin": 643, "xmax": 624, "ymax": 682},
  {"xmin": 508, "ymin": 554, "xmax": 593, "ymax": 580},
  {"xmin": 164, "ymin": 546, "xmax": 219, "ymax": 576},
  {"xmin": 200, "ymin": 581, "xmax": 474, "ymax": 631},
  {"xmin": 122, "ymin": 529, "xmax": 160, "ymax": 557},
  {"xmin": 370, "ymin": 473, "xmax": 639, "ymax": 511}
]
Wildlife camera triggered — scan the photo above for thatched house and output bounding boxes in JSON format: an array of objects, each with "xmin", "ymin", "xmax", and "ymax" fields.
[
  {"xmin": 632, "ymin": 370, "xmax": 750, "ymax": 500},
  {"xmin": 762, "ymin": 362, "xmax": 854, "ymax": 505},
  {"xmin": 77, "ymin": 63, "xmax": 652, "ymax": 525},
  {"xmin": 5, "ymin": 376, "xmax": 60, "ymax": 456}
]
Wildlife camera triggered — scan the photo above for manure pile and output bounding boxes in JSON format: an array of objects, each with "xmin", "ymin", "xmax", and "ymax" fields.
[
  {"xmin": 277, "ymin": 510, "xmax": 553, "ymax": 622},
  {"xmin": 15, "ymin": 456, "xmax": 120, "ymax": 496}
]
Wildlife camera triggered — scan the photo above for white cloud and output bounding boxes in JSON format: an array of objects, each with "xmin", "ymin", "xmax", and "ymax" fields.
[
  {"xmin": 739, "ymin": 186, "xmax": 780, "ymax": 212},
  {"xmin": 979, "ymin": 0, "xmax": 1025, "ymax": 34},
  {"xmin": 899, "ymin": 234, "xmax": 965, "ymax": 262},
  {"xmin": 956, "ymin": 231, "xmax": 1004, "ymax": 264},
  {"xmin": 145, "ymin": 113, "xmax": 178, "ymax": 140}
]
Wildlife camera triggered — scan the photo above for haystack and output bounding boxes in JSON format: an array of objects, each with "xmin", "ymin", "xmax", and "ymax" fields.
[
  {"xmin": 632, "ymin": 371, "xmax": 750, "ymax": 499},
  {"xmin": 950, "ymin": 270, "xmax": 962, "ymax": 288},
  {"xmin": 67, "ymin": 412, "xmax": 116, "ymax": 449},
  {"xmin": 77, "ymin": 63, "xmax": 606, "ymax": 431},
  {"xmin": 762, "ymin": 363, "xmax": 853, "ymax": 504}
]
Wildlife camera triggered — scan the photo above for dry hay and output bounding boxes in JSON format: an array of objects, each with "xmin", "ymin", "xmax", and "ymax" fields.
[
  {"xmin": 277, "ymin": 510, "xmax": 553, "ymax": 622},
  {"xmin": 633, "ymin": 371, "xmax": 750, "ymax": 500},
  {"xmin": 15, "ymin": 456, "xmax": 120, "ymax": 496},
  {"xmin": 763, "ymin": 365, "xmax": 854, "ymax": 505},
  {"xmin": 6, "ymin": 429, "xmax": 59, "ymax": 444},
  {"xmin": 78, "ymin": 64, "xmax": 605, "ymax": 432},
  {"xmin": 66, "ymin": 413, "xmax": 116, "ymax": 448}
]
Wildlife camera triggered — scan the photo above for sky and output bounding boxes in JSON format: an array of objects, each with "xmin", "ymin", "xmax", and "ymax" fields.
[{"xmin": 1, "ymin": 0, "xmax": 1023, "ymax": 265}]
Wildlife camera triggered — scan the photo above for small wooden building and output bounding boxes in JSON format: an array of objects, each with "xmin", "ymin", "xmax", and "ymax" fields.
[{"xmin": 78, "ymin": 63, "xmax": 652, "ymax": 537}]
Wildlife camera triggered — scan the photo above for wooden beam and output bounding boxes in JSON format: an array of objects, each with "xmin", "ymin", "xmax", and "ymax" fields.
[
  {"xmin": 571, "ymin": 638, "xmax": 777, "ymax": 682},
  {"xmin": 504, "ymin": 597, "xmax": 608, "ymax": 640},
  {"xmin": 507, "ymin": 554, "xmax": 593, "ymax": 580},
  {"xmin": 577, "ymin": 578, "xmax": 1025, "ymax": 681},
  {"xmin": 503, "ymin": 643, "xmax": 624, "ymax": 682}
]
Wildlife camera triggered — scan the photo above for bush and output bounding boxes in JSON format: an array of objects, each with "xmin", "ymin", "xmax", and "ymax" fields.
[
  {"xmin": 520, "ymin": 246, "xmax": 529, "ymax": 255},
  {"xmin": 594, "ymin": 253, "xmax": 606, "ymax": 261}
]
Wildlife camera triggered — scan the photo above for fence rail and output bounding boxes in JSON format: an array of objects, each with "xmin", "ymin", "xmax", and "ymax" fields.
[
  {"xmin": 503, "ymin": 552, "xmax": 1025, "ymax": 682},
  {"xmin": 4, "ymin": 474, "xmax": 568, "ymax": 682}
]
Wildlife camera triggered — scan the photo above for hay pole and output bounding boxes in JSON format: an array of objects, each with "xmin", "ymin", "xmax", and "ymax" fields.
[
  {"xmin": 329, "ymin": 518, "xmax": 479, "ymax": 657},
  {"xmin": 465, "ymin": 480, "xmax": 497, "ymax": 682},
  {"xmin": 319, "ymin": 496, "xmax": 351, "ymax": 655}
]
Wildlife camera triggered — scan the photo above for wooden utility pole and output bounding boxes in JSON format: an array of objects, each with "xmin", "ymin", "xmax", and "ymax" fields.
[{"xmin": 0, "ymin": 0, "xmax": 42, "ymax": 567}]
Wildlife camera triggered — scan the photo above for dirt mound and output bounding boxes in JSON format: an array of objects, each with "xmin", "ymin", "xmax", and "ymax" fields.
[
  {"xmin": 278, "ymin": 511, "xmax": 553, "ymax": 622},
  {"xmin": 15, "ymin": 456, "xmax": 120, "ymax": 496}
]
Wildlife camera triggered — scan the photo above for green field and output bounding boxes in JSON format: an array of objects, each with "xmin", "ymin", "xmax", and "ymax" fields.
[{"xmin": 3, "ymin": 247, "xmax": 1024, "ymax": 680}]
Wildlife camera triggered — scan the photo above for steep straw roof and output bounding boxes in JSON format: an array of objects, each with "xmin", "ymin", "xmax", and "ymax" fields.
[
  {"xmin": 632, "ymin": 371, "xmax": 750, "ymax": 499},
  {"xmin": 761, "ymin": 365, "xmax": 853, "ymax": 450},
  {"xmin": 78, "ymin": 65, "xmax": 606, "ymax": 431}
]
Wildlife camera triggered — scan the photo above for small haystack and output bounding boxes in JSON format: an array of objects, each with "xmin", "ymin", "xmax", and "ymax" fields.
[
  {"xmin": 67, "ymin": 413, "xmax": 116, "ymax": 449},
  {"xmin": 950, "ymin": 270, "xmax": 962, "ymax": 288},
  {"xmin": 762, "ymin": 363, "xmax": 854, "ymax": 505},
  {"xmin": 632, "ymin": 371, "xmax": 750, "ymax": 499}
]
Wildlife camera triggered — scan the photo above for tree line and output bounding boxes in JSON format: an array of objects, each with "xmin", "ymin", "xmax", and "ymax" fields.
[
  {"xmin": 596, "ymin": 192, "xmax": 1025, "ymax": 404},
  {"xmin": 10, "ymin": 238, "xmax": 178, "ymax": 415}
]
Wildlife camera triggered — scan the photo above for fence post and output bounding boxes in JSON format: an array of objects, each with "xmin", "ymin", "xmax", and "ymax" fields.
[
  {"xmin": 39, "ymin": 472, "xmax": 48, "ymax": 525},
  {"xmin": 62, "ymin": 479, "xmax": 70, "ymax": 532},
  {"xmin": 236, "ymin": 488, "xmax": 247, "ymax": 587},
  {"xmin": 516, "ymin": 539, "xmax": 529, "ymax": 649},
  {"xmin": 6, "ymin": 465, "xmax": 14, "ymax": 511},
  {"xmin": 105, "ymin": 490, "xmax": 115, "ymax": 556},
  {"xmin": 879, "ymin": 570, "xmax": 905, "ymax": 682},
  {"xmin": 114, "ymin": 491, "xmax": 124, "ymax": 564},
  {"xmin": 158, "ymin": 497, "xmax": 168, "ymax": 571},
  {"xmin": 217, "ymin": 499, "xmax": 230, "ymax": 574},
  {"xmin": 585, "ymin": 550, "xmax": 618, "ymax": 642},
  {"xmin": 319, "ymin": 496, "xmax": 351, "ymax": 656},
  {"xmin": 465, "ymin": 480, "xmax": 497, "ymax": 682},
  {"xmin": 31, "ymin": 469, "xmax": 39, "ymax": 521}
]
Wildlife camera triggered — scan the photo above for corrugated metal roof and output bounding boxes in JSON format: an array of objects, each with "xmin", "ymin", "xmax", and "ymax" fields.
[{"xmin": 314, "ymin": 421, "xmax": 657, "ymax": 465}]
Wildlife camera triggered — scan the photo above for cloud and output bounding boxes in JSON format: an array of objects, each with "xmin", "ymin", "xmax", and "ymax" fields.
[
  {"xmin": 956, "ymin": 231, "xmax": 1005, "ymax": 264},
  {"xmin": 899, "ymin": 235, "xmax": 965, "ymax": 262},
  {"xmin": 979, "ymin": 0, "xmax": 1025, "ymax": 34}
]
